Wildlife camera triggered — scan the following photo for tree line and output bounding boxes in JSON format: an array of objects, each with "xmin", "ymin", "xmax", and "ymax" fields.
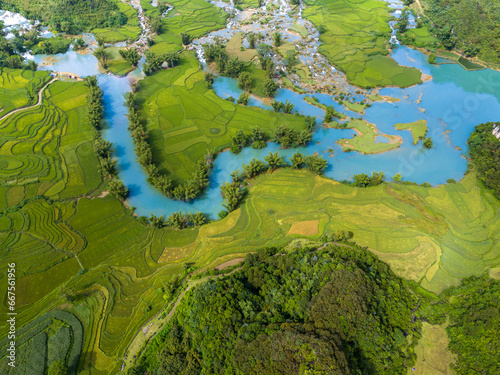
[{"xmin": 84, "ymin": 76, "xmax": 129, "ymax": 201}]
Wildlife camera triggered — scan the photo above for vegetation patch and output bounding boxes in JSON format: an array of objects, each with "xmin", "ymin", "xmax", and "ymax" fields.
[
  {"xmin": 134, "ymin": 242, "xmax": 421, "ymax": 374},
  {"xmin": 336, "ymin": 119, "xmax": 403, "ymax": 154},
  {"xmin": 394, "ymin": 119, "xmax": 428, "ymax": 144}
]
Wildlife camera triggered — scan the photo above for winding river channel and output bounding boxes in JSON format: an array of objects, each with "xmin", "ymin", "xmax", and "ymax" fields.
[{"xmin": 3, "ymin": 1, "xmax": 500, "ymax": 219}]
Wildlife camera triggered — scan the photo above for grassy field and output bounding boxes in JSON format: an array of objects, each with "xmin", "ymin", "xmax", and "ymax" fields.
[
  {"xmin": 141, "ymin": 0, "xmax": 228, "ymax": 54},
  {"xmin": 0, "ymin": 68, "xmax": 52, "ymax": 117},
  {"xmin": 302, "ymin": 0, "xmax": 422, "ymax": 88},
  {"xmin": 134, "ymin": 53, "xmax": 308, "ymax": 184},
  {"xmin": 410, "ymin": 322, "xmax": 455, "ymax": 374},
  {"xmin": 336, "ymin": 119, "xmax": 403, "ymax": 154},
  {"xmin": 395, "ymin": 119, "xmax": 428, "ymax": 144},
  {"xmin": 92, "ymin": 0, "xmax": 142, "ymax": 43}
]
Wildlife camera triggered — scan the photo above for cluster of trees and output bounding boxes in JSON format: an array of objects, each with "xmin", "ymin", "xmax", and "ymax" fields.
[
  {"xmin": 145, "ymin": 211, "xmax": 207, "ymax": 230},
  {"xmin": 0, "ymin": 28, "xmax": 38, "ymax": 69},
  {"xmin": 31, "ymin": 37, "xmax": 71, "ymax": 55},
  {"xmin": 119, "ymin": 48, "xmax": 140, "ymax": 66},
  {"xmin": 143, "ymin": 51, "xmax": 180, "ymax": 75},
  {"xmin": 229, "ymin": 119, "xmax": 315, "ymax": 153},
  {"xmin": 202, "ymin": 42, "xmax": 244, "ymax": 77},
  {"xmin": 423, "ymin": 0, "xmax": 500, "ymax": 62},
  {"xmin": 347, "ymin": 171, "xmax": 386, "ymax": 187},
  {"xmin": 421, "ymin": 275, "xmax": 500, "ymax": 375},
  {"xmin": 133, "ymin": 241, "xmax": 421, "ymax": 374},
  {"xmin": 1, "ymin": 0, "xmax": 129, "ymax": 35},
  {"xmin": 93, "ymin": 46, "xmax": 109, "ymax": 69},
  {"xmin": 85, "ymin": 76, "xmax": 129, "ymax": 199},
  {"xmin": 323, "ymin": 105, "xmax": 344, "ymax": 123},
  {"xmin": 467, "ymin": 122, "xmax": 500, "ymax": 198},
  {"xmin": 125, "ymin": 92, "xmax": 215, "ymax": 202},
  {"xmin": 271, "ymin": 99, "xmax": 294, "ymax": 113}
]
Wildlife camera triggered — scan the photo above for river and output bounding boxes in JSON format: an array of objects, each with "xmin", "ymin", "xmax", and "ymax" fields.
[{"xmin": 3, "ymin": 1, "xmax": 500, "ymax": 219}]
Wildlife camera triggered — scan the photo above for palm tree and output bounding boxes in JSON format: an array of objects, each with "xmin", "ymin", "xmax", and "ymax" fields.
[
  {"xmin": 272, "ymin": 31, "xmax": 282, "ymax": 47},
  {"xmin": 221, "ymin": 182, "xmax": 246, "ymax": 212},
  {"xmin": 290, "ymin": 151, "xmax": 305, "ymax": 169},
  {"xmin": 264, "ymin": 152, "xmax": 286, "ymax": 171},
  {"xmin": 243, "ymin": 158, "xmax": 265, "ymax": 178},
  {"xmin": 282, "ymin": 99, "xmax": 294, "ymax": 114}
]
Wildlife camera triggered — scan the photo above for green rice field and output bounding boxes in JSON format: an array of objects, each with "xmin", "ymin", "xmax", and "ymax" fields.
[
  {"xmin": 142, "ymin": 0, "xmax": 228, "ymax": 54},
  {"xmin": 0, "ymin": 68, "xmax": 52, "ymax": 117},
  {"xmin": 303, "ymin": 0, "xmax": 422, "ymax": 88}
]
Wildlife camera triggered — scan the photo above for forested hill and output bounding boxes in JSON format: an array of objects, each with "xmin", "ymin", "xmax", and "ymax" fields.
[
  {"xmin": 134, "ymin": 241, "xmax": 421, "ymax": 374},
  {"xmin": 0, "ymin": 0, "xmax": 129, "ymax": 33},
  {"xmin": 421, "ymin": 0, "xmax": 500, "ymax": 65},
  {"xmin": 468, "ymin": 122, "xmax": 500, "ymax": 199}
]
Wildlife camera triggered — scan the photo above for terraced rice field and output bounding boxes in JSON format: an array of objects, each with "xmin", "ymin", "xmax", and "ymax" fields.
[
  {"xmin": 0, "ymin": 75, "xmax": 102, "ymax": 209},
  {"xmin": 92, "ymin": 0, "xmax": 142, "ymax": 43},
  {"xmin": 142, "ymin": 0, "xmax": 228, "ymax": 54},
  {"xmin": 303, "ymin": 0, "xmax": 423, "ymax": 88},
  {"xmin": 135, "ymin": 53, "xmax": 308, "ymax": 184},
  {"xmin": 0, "ymin": 68, "xmax": 52, "ymax": 117},
  {"xmin": 1, "ymin": 151, "xmax": 498, "ymax": 374}
]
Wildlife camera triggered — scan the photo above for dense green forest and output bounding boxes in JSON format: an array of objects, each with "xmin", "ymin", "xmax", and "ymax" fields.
[
  {"xmin": 467, "ymin": 122, "xmax": 500, "ymax": 198},
  {"xmin": 0, "ymin": 0, "xmax": 129, "ymax": 33},
  {"xmin": 421, "ymin": 0, "xmax": 500, "ymax": 64},
  {"xmin": 424, "ymin": 276, "xmax": 500, "ymax": 374},
  {"xmin": 134, "ymin": 241, "xmax": 421, "ymax": 374}
]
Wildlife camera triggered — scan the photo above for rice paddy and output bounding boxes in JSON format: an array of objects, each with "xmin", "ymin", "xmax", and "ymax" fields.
[
  {"xmin": 0, "ymin": 68, "xmax": 52, "ymax": 117},
  {"xmin": 302, "ymin": 0, "xmax": 423, "ymax": 88}
]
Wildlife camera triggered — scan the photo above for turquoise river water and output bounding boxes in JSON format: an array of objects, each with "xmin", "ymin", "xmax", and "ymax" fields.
[{"xmin": 30, "ymin": 44, "xmax": 500, "ymax": 219}]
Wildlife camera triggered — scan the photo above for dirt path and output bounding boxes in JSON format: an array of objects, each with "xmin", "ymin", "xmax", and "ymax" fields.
[{"xmin": 0, "ymin": 76, "xmax": 58, "ymax": 122}]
